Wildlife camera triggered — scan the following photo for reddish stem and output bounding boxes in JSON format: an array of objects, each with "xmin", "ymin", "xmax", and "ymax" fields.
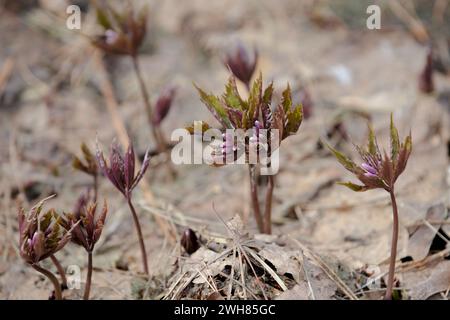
[
  {"xmin": 263, "ymin": 175, "xmax": 274, "ymax": 234},
  {"xmin": 50, "ymin": 254, "xmax": 67, "ymax": 289},
  {"xmin": 385, "ymin": 189, "xmax": 399, "ymax": 300},
  {"xmin": 131, "ymin": 55, "xmax": 162, "ymax": 148},
  {"xmin": 127, "ymin": 196, "xmax": 149, "ymax": 275},
  {"xmin": 131, "ymin": 55, "xmax": 175, "ymax": 178},
  {"xmin": 248, "ymin": 165, "xmax": 264, "ymax": 233},
  {"xmin": 83, "ymin": 251, "xmax": 93, "ymax": 300},
  {"xmin": 32, "ymin": 263, "xmax": 62, "ymax": 300}
]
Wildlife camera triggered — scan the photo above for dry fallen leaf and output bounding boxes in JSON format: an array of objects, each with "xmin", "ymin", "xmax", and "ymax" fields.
[
  {"xmin": 258, "ymin": 244, "xmax": 302, "ymax": 283},
  {"xmin": 407, "ymin": 261, "xmax": 450, "ymax": 300},
  {"xmin": 407, "ymin": 203, "xmax": 447, "ymax": 261},
  {"xmin": 275, "ymin": 283, "xmax": 310, "ymax": 300}
]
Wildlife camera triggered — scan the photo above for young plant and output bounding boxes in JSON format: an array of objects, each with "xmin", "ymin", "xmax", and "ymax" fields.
[
  {"xmin": 418, "ymin": 47, "xmax": 434, "ymax": 94},
  {"xmin": 96, "ymin": 140, "xmax": 150, "ymax": 275},
  {"xmin": 193, "ymin": 74, "xmax": 303, "ymax": 234},
  {"xmin": 180, "ymin": 228, "xmax": 200, "ymax": 255},
  {"xmin": 18, "ymin": 196, "xmax": 75, "ymax": 300},
  {"xmin": 61, "ymin": 196, "xmax": 108, "ymax": 300},
  {"xmin": 152, "ymin": 86, "xmax": 177, "ymax": 127},
  {"xmin": 324, "ymin": 115, "xmax": 412, "ymax": 300},
  {"xmin": 93, "ymin": 4, "xmax": 175, "ymax": 161},
  {"xmin": 92, "ymin": 4, "xmax": 147, "ymax": 57},
  {"xmin": 224, "ymin": 43, "xmax": 258, "ymax": 91},
  {"xmin": 72, "ymin": 143, "xmax": 99, "ymax": 202}
]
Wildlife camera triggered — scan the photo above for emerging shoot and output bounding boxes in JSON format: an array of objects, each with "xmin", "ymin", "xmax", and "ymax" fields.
[{"xmin": 325, "ymin": 114, "xmax": 412, "ymax": 300}]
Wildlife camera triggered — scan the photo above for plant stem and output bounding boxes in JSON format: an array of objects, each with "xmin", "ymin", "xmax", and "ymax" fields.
[
  {"xmin": 94, "ymin": 50, "xmax": 176, "ymax": 245},
  {"xmin": 32, "ymin": 263, "xmax": 62, "ymax": 300},
  {"xmin": 131, "ymin": 55, "xmax": 163, "ymax": 150},
  {"xmin": 50, "ymin": 254, "xmax": 67, "ymax": 289},
  {"xmin": 263, "ymin": 175, "xmax": 275, "ymax": 234},
  {"xmin": 385, "ymin": 189, "xmax": 399, "ymax": 300},
  {"xmin": 127, "ymin": 196, "xmax": 149, "ymax": 275},
  {"xmin": 131, "ymin": 54, "xmax": 175, "ymax": 178},
  {"xmin": 83, "ymin": 251, "xmax": 93, "ymax": 300},
  {"xmin": 248, "ymin": 165, "xmax": 264, "ymax": 233}
]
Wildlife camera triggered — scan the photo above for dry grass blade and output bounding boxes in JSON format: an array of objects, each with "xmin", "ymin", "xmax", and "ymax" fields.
[
  {"xmin": 388, "ymin": 0, "xmax": 429, "ymax": 43},
  {"xmin": 243, "ymin": 247, "xmax": 288, "ymax": 292},
  {"xmin": 212, "ymin": 206, "xmax": 269, "ymax": 300},
  {"xmin": 196, "ymin": 268, "xmax": 217, "ymax": 292},
  {"xmin": 227, "ymin": 247, "xmax": 236, "ymax": 300},
  {"xmin": 165, "ymin": 247, "xmax": 234, "ymax": 299},
  {"xmin": 218, "ymin": 270, "xmax": 259, "ymax": 299},
  {"xmin": 163, "ymin": 270, "xmax": 188, "ymax": 300},
  {"xmin": 290, "ymin": 237, "xmax": 358, "ymax": 300},
  {"xmin": 301, "ymin": 257, "xmax": 316, "ymax": 300},
  {"xmin": 238, "ymin": 245, "xmax": 268, "ymax": 300},
  {"xmin": 422, "ymin": 220, "xmax": 450, "ymax": 245},
  {"xmin": 236, "ymin": 246, "xmax": 247, "ymax": 300}
]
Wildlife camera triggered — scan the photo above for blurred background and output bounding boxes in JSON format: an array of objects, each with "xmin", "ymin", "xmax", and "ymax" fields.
[{"xmin": 1, "ymin": 0, "xmax": 450, "ymax": 300}]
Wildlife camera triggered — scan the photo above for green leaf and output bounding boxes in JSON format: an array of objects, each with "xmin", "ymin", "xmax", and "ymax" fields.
[
  {"xmin": 394, "ymin": 131, "xmax": 412, "ymax": 179},
  {"xmin": 403, "ymin": 131, "xmax": 412, "ymax": 153},
  {"xmin": 40, "ymin": 211, "xmax": 53, "ymax": 232},
  {"xmin": 81, "ymin": 143, "xmax": 94, "ymax": 163},
  {"xmin": 281, "ymin": 84, "xmax": 292, "ymax": 113},
  {"xmin": 72, "ymin": 156, "xmax": 86, "ymax": 172},
  {"xmin": 323, "ymin": 141, "xmax": 359, "ymax": 174},
  {"xmin": 109, "ymin": 6, "xmax": 126, "ymax": 29},
  {"xmin": 223, "ymin": 77, "xmax": 245, "ymax": 110},
  {"xmin": 271, "ymin": 104, "xmax": 285, "ymax": 140},
  {"xmin": 337, "ymin": 181, "xmax": 368, "ymax": 192},
  {"xmin": 138, "ymin": 5, "xmax": 149, "ymax": 23},
  {"xmin": 246, "ymin": 73, "xmax": 262, "ymax": 128},
  {"xmin": 195, "ymin": 85, "xmax": 231, "ymax": 128},
  {"xmin": 96, "ymin": 9, "xmax": 112, "ymax": 30},
  {"xmin": 226, "ymin": 108, "xmax": 243, "ymax": 128},
  {"xmin": 185, "ymin": 121, "xmax": 211, "ymax": 135},
  {"xmin": 367, "ymin": 123, "xmax": 377, "ymax": 155},
  {"xmin": 262, "ymin": 82, "xmax": 274, "ymax": 106},
  {"xmin": 284, "ymin": 104, "xmax": 303, "ymax": 137},
  {"xmin": 47, "ymin": 220, "xmax": 61, "ymax": 248},
  {"xmin": 390, "ymin": 113, "xmax": 400, "ymax": 160}
]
